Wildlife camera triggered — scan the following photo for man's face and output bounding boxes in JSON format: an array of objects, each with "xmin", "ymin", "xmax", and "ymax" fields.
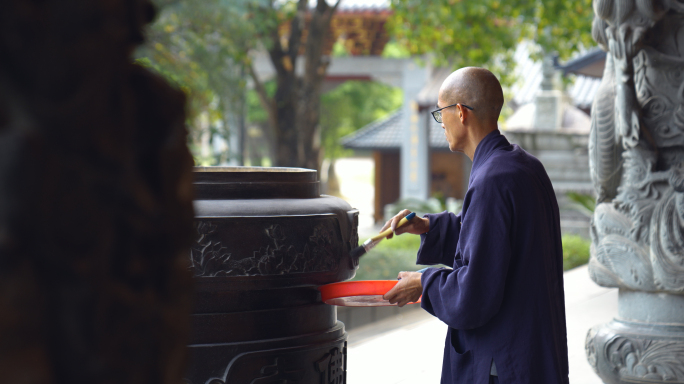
[{"xmin": 437, "ymin": 94, "xmax": 466, "ymax": 153}]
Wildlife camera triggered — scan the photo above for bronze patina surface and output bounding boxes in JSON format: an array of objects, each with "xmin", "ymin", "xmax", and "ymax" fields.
[{"xmin": 186, "ymin": 167, "xmax": 358, "ymax": 384}]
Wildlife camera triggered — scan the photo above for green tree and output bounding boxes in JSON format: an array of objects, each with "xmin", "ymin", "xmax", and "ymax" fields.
[
  {"xmin": 138, "ymin": 0, "xmax": 253, "ymax": 164},
  {"xmin": 248, "ymin": 0, "xmax": 341, "ymax": 171},
  {"xmin": 243, "ymin": 79, "xmax": 402, "ymax": 189},
  {"xmin": 320, "ymin": 81, "xmax": 403, "ymax": 160},
  {"xmin": 319, "ymin": 80, "xmax": 402, "ymax": 194},
  {"xmin": 140, "ymin": 0, "xmax": 342, "ymax": 169},
  {"xmin": 388, "ymin": 0, "xmax": 595, "ymax": 84}
]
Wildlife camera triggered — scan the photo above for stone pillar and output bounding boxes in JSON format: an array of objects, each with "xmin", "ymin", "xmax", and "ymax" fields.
[
  {"xmin": 586, "ymin": 1, "xmax": 684, "ymax": 383},
  {"xmin": 225, "ymin": 110, "xmax": 244, "ymax": 165},
  {"xmin": 400, "ymin": 61, "xmax": 430, "ymax": 200},
  {"xmin": 0, "ymin": 1, "xmax": 195, "ymax": 383}
]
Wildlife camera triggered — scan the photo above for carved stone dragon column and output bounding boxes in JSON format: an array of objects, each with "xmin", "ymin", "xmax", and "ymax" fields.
[{"xmin": 586, "ymin": 0, "xmax": 684, "ymax": 382}]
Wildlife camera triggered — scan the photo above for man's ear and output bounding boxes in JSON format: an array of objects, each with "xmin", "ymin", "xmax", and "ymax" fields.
[{"xmin": 457, "ymin": 104, "xmax": 467, "ymax": 124}]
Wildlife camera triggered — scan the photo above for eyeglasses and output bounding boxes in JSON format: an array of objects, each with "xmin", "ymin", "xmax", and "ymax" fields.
[{"xmin": 430, "ymin": 103, "xmax": 474, "ymax": 123}]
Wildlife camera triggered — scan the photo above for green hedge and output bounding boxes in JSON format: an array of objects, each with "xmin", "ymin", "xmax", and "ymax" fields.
[
  {"xmin": 562, "ymin": 234, "xmax": 591, "ymax": 271},
  {"xmin": 351, "ymin": 233, "xmax": 592, "ymax": 280},
  {"xmin": 350, "ymin": 234, "xmax": 423, "ymax": 281}
]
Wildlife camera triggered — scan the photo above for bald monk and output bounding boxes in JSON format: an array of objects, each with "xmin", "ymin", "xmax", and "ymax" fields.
[{"xmin": 383, "ymin": 67, "xmax": 569, "ymax": 384}]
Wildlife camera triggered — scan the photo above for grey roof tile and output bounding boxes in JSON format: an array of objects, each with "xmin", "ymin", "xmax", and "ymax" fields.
[
  {"xmin": 341, "ymin": 110, "xmax": 402, "ymax": 150},
  {"xmin": 341, "ymin": 110, "xmax": 450, "ymax": 150}
]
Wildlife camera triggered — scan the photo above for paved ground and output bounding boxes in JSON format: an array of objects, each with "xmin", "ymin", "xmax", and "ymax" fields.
[{"xmin": 346, "ymin": 265, "xmax": 617, "ymax": 384}]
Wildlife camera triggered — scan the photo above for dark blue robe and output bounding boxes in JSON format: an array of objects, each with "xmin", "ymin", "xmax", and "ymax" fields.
[{"xmin": 417, "ymin": 130, "xmax": 569, "ymax": 384}]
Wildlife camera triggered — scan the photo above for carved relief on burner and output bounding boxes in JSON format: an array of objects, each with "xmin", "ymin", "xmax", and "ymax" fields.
[
  {"xmin": 189, "ymin": 342, "xmax": 347, "ymax": 384},
  {"xmin": 189, "ymin": 216, "xmax": 343, "ymax": 278},
  {"xmin": 347, "ymin": 210, "xmax": 360, "ymax": 269},
  {"xmin": 250, "ymin": 358, "xmax": 306, "ymax": 384},
  {"xmin": 315, "ymin": 347, "xmax": 345, "ymax": 384},
  {"xmin": 198, "ymin": 357, "xmax": 306, "ymax": 384},
  {"xmin": 190, "ymin": 221, "xmax": 232, "ymax": 277}
]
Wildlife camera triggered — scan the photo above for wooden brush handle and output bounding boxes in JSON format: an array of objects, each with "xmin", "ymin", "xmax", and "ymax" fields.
[{"xmin": 369, "ymin": 212, "xmax": 416, "ymax": 242}]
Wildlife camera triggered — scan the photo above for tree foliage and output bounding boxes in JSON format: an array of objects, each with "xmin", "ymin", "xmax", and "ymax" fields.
[
  {"xmin": 139, "ymin": 0, "xmax": 341, "ymax": 169},
  {"xmin": 250, "ymin": 0, "xmax": 341, "ymax": 170},
  {"xmin": 244, "ymin": 79, "xmax": 402, "ymax": 163},
  {"xmin": 388, "ymin": 0, "xmax": 595, "ymax": 84},
  {"xmin": 321, "ymin": 81, "xmax": 403, "ymax": 160},
  {"xmin": 138, "ymin": 0, "xmax": 258, "ymax": 164},
  {"xmin": 562, "ymin": 234, "xmax": 591, "ymax": 270}
]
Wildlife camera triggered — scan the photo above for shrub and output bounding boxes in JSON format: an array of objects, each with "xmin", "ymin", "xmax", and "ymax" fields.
[
  {"xmin": 562, "ymin": 234, "xmax": 591, "ymax": 271},
  {"xmin": 383, "ymin": 197, "xmax": 462, "ymax": 223},
  {"xmin": 351, "ymin": 234, "xmax": 423, "ymax": 281},
  {"xmin": 351, "ymin": 232, "xmax": 592, "ymax": 280}
]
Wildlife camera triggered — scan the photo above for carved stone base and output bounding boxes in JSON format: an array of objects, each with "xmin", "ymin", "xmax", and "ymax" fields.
[{"xmin": 586, "ymin": 318, "xmax": 684, "ymax": 383}]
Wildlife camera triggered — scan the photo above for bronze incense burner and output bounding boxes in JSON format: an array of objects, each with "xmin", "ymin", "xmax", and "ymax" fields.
[{"xmin": 185, "ymin": 167, "xmax": 358, "ymax": 384}]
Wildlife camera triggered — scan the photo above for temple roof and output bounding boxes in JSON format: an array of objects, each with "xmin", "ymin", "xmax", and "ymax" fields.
[
  {"xmin": 280, "ymin": 0, "xmax": 393, "ymax": 56},
  {"xmin": 415, "ymin": 67, "xmax": 451, "ymax": 109},
  {"xmin": 556, "ymin": 47, "xmax": 606, "ymax": 78},
  {"xmin": 413, "ymin": 45, "xmax": 603, "ymax": 112},
  {"xmin": 340, "ymin": 110, "xmax": 450, "ymax": 150},
  {"xmin": 509, "ymin": 44, "xmax": 602, "ymax": 111},
  {"xmin": 504, "ymin": 102, "xmax": 591, "ymax": 133}
]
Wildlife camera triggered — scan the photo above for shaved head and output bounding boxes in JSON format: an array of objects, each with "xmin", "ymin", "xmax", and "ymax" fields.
[{"xmin": 439, "ymin": 67, "xmax": 504, "ymax": 124}]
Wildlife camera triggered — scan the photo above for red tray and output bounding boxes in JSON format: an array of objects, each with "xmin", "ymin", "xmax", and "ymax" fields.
[{"xmin": 318, "ymin": 280, "xmax": 422, "ymax": 307}]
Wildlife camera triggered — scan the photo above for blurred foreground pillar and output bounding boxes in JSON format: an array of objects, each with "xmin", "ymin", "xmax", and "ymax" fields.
[
  {"xmin": 586, "ymin": 1, "xmax": 684, "ymax": 382},
  {"xmin": 0, "ymin": 1, "xmax": 195, "ymax": 383}
]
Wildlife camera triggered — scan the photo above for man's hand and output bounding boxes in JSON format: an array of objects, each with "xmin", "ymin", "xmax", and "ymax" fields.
[
  {"xmin": 383, "ymin": 271, "xmax": 423, "ymax": 307},
  {"xmin": 380, "ymin": 209, "xmax": 430, "ymax": 240}
]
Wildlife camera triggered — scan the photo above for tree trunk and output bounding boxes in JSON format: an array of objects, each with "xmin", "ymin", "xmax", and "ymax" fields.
[
  {"xmin": 251, "ymin": 0, "xmax": 339, "ymax": 173},
  {"xmin": 326, "ymin": 160, "xmax": 341, "ymax": 196},
  {"xmin": 273, "ymin": 73, "xmax": 301, "ymax": 167}
]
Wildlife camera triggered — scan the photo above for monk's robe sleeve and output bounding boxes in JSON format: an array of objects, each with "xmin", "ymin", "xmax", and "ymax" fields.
[
  {"xmin": 416, "ymin": 211, "xmax": 461, "ymax": 266},
  {"xmin": 420, "ymin": 180, "xmax": 513, "ymax": 330}
]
